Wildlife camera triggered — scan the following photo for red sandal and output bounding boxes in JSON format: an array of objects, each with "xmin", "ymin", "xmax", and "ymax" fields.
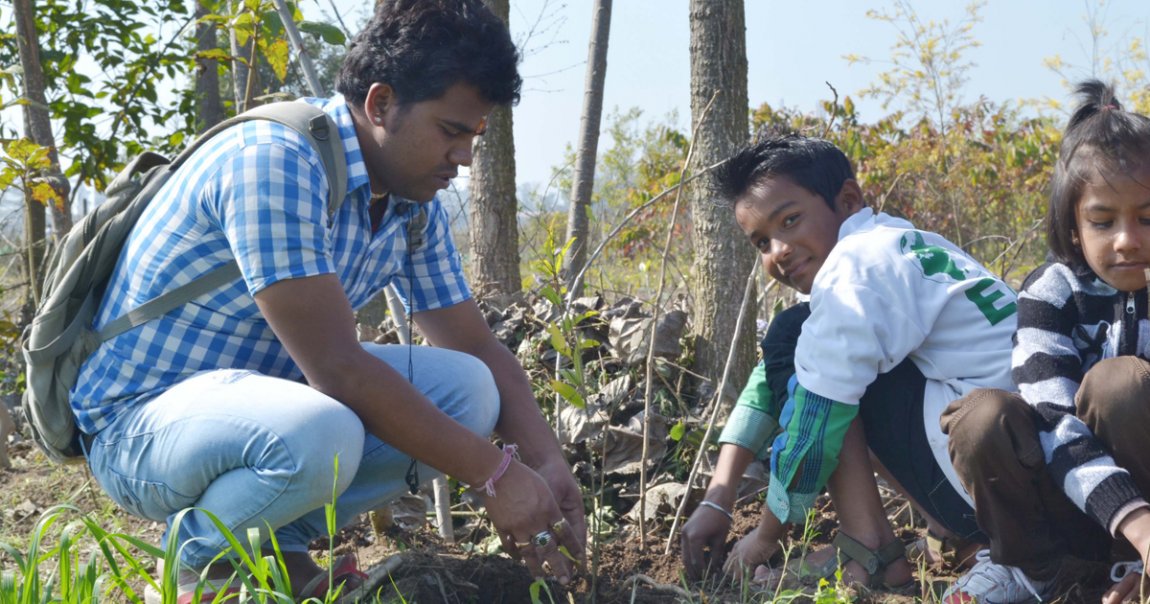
[{"xmin": 298, "ymin": 554, "xmax": 369, "ymax": 601}]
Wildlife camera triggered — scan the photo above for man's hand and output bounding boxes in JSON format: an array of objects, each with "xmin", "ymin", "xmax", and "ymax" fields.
[
  {"xmin": 533, "ymin": 454, "xmax": 588, "ymax": 562},
  {"xmin": 681, "ymin": 502, "xmax": 733, "ymax": 581},
  {"xmin": 482, "ymin": 461, "xmax": 582, "ymax": 585}
]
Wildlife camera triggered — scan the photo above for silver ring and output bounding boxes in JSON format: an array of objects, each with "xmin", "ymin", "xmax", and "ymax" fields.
[{"xmin": 532, "ymin": 530, "xmax": 553, "ymax": 548}]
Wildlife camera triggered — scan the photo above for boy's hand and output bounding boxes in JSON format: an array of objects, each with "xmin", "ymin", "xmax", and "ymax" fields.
[
  {"xmin": 724, "ymin": 521, "xmax": 785, "ymax": 581},
  {"xmin": 680, "ymin": 502, "xmax": 733, "ymax": 581}
]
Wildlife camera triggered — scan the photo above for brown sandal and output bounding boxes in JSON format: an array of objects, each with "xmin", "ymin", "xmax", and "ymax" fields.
[{"xmin": 797, "ymin": 532, "xmax": 915, "ymax": 593}]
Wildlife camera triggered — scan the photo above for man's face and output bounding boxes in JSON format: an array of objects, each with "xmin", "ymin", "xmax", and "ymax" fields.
[
  {"xmin": 364, "ymin": 82, "xmax": 493, "ymax": 202},
  {"xmin": 734, "ymin": 176, "xmax": 858, "ymax": 294}
]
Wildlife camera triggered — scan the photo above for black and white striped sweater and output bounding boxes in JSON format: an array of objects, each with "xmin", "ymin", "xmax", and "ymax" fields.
[{"xmin": 1014, "ymin": 261, "xmax": 1147, "ymax": 533}]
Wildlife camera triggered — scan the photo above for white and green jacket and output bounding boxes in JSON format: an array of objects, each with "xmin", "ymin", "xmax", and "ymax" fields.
[{"xmin": 721, "ymin": 208, "xmax": 1018, "ymax": 524}]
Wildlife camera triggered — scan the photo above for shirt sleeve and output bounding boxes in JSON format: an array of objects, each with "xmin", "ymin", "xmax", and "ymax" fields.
[
  {"xmin": 719, "ymin": 302, "xmax": 810, "ymax": 458},
  {"xmin": 210, "ymin": 128, "xmax": 334, "ymax": 296},
  {"xmin": 766, "ymin": 379, "xmax": 858, "ymax": 524},
  {"xmin": 719, "ymin": 363, "xmax": 778, "ymax": 458}
]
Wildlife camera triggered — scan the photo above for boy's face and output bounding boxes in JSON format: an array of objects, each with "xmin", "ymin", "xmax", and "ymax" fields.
[
  {"xmin": 734, "ymin": 175, "xmax": 862, "ymax": 294},
  {"xmin": 1074, "ymin": 165, "xmax": 1150, "ymax": 292}
]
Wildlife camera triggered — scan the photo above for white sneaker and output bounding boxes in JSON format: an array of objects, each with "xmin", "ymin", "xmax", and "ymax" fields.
[{"xmin": 942, "ymin": 550, "xmax": 1053, "ymax": 604}]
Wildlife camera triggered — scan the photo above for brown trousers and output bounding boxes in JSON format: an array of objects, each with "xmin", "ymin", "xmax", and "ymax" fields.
[{"xmin": 941, "ymin": 357, "xmax": 1150, "ymax": 578}]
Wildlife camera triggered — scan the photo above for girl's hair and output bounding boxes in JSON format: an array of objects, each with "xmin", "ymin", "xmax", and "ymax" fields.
[{"xmin": 1048, "ymin": 80, "xmax": 1150, "ymax": 268}]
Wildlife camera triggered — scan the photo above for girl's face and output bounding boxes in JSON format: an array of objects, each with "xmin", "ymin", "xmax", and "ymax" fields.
[{"xmin": 1075, "ymin": 165, "xmax": 1150, "ymax": 292}]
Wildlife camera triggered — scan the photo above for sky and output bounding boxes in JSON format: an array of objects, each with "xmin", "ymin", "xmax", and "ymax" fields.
[
  {"xmin": 491, "ymin": 0, "xmax": 1150, "ymax": 191},
  {"xmin": 5, "ymin": 0, "xmax": 1148, "ymax": 205}
]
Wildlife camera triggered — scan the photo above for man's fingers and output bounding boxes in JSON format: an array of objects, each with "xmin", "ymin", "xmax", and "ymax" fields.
[
  {"xmin": 563, "ymin": 509, "xmax": 589, "ymax": 552},
  {"xmin": 534, "ymin": 532, "xmax": 575, "ymax": 585},
  {"xmin": 498, "ymin": 533, "xmax": 523, "ymax": 561},
  {"xmin": 517, "ymin": 538, "xmax": 546, "ymax": 579}
]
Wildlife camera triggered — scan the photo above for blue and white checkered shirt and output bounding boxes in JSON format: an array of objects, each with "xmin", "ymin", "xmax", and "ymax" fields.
[{"xmin": 72, "ymin": 97, "xmax": 471, "ymax": 433}]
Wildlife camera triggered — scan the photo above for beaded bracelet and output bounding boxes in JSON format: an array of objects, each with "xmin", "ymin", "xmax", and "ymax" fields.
[
  {"xmin": 477, "ymin": 443, "xmax": 519, "ymax": 497},
  {"xmin": 698, "ymin": 500, "xmax": 733, "ymax": 521}
]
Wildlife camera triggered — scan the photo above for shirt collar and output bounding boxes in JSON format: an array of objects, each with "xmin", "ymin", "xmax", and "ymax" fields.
[{"xmin": 313, "ymin": 95, "xmax": 371, "ymax": 202}]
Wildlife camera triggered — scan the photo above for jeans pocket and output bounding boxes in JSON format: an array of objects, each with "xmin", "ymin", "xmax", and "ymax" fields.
[{"xmin": 102, "ymin": 470, "xmax": 194, "ymax": 522}]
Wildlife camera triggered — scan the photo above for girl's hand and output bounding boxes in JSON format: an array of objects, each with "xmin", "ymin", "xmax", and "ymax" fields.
[
  {"xmin": 1110, "ymin": 508, "xmax": 1150, "ymax": 604},
  {"xmin": 1102, "ymin": 569, "xmax": 1148, "ymax": 604}
]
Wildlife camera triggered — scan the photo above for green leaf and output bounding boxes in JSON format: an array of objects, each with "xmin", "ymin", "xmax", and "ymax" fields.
[
  {"xmin": 551, "ymin": 379, "xmax": 585, "ymax": 409},
  {"xmin": 539, "ymin": 285, "xmax": 562, "ymax": 307},
  {"xmin": 669, "ymin": 421, "xmax": 686, "ymax": 442},
  {"xmin": 264, "ymin": 38, "xmax": 290, "ymax": 82},
  {"xmin": 262, "ymin": 9, "xmax": 284, "ymax": 34},
  {"xmin": 196, "ymin": 48, "xmax": 233, "ymax": 62},
  {"xmin": 0, "ymin": 168, "xmax": 16, "ymax": 191},
  {"xmin": 547, "ymin": 323, "xmax": 570, "ymax": 357},
  {"xmin": 299, "ymin": 20, "xmax": 346, "ymax": 45},
  {"xmin": 32, "ymin": 181, "xmax": 61, "ymax": 207}
]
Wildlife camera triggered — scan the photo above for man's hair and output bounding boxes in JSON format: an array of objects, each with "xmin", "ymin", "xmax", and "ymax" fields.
[
  {"xmin": 1048, "ymin": 79, "xmax": 1150, "ymax": 269},
  {"xmin": 712, "ymin": 134, "xmax": 855, "ymax": 208},
  {"xmin": 336, "ymin": 0, "xmax": 522, "ymax": 107}
]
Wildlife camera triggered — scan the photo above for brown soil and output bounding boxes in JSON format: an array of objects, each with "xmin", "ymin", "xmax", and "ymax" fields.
[{"xmin": 0, "ymin": 437, "xmax": 1116, "ymax": 603}]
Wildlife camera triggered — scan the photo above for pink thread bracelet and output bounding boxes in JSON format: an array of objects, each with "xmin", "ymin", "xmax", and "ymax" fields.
[{"xmin": 478, "ymin": 443, "xmax": 518, "ymax": 497}]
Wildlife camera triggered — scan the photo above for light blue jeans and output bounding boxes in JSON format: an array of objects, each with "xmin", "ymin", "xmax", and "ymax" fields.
[{"xmin": 85, "ymin": 343, "xmax": 500, "ymax": 568}]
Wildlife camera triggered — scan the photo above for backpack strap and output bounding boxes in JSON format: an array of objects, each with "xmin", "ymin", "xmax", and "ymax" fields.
[
  {"xmin": 98, "ymin": 102, "xmax": 349, "ymax": 341},
  {"xmin": 98, "ymin": 262, "xmax": 242, "ymax": 340},
  {"xmin": 237, "ymin": 102, "xmax": 348, "ymax": 215}
]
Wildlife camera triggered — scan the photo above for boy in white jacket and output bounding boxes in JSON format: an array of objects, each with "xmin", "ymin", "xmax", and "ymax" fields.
[{"xmin": 680, "ymin": 134, "xmax": 1019, "ymax": 593}]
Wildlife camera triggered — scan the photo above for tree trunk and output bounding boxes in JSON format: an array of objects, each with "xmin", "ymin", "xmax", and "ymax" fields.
[
  {"xmin": 561, "ymin": 0, "xmax": 612, "ymax": 297},
  {"xmin": 229, "ymin": 0, "xmax": 258, "ymax": 112},
  {"xmin": 194, "ymin": 0, "xmax": 225, "ymax": 133},
  {"xmin": 468, "ymin": 0, "xmax": 520, "ymax": 297},
  {"xmin": 271, "ymin": 0, "xmax": 324, "ymax": 96},
  {"xmin": 687, "ymin": 0, "xmax": 754, "ymax": 405},
  {"xmin": 13, "ymin": 0, "xmax": 68, "ymax": 307}
]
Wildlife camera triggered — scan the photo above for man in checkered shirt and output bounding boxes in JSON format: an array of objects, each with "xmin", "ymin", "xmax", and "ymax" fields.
[{"xmin": 71, "ymin": 0, "xmax": 586, "ymax": 597}]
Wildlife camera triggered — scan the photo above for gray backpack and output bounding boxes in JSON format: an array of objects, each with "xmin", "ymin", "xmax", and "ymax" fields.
[{"xmin": 21, "ymin": 102, "xmax": 348, "ymax": 463}]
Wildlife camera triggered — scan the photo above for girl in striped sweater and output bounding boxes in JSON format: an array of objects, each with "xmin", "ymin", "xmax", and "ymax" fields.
[{"xmin": 946, "ymin": 80, "xmax": 1150, "ymax": 604}]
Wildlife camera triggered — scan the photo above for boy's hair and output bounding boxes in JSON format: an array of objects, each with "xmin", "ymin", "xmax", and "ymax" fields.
[
  {"xmin": 1048, "ymin": 79, "xmax": 1150, "ymax": 268},
  {"xmin": 712, "ymin": 134, "xmax": 855, "ymax": 208},
  {"xmin": 336, "ymin": 0, "xmax": 522, "ymax": 107}
]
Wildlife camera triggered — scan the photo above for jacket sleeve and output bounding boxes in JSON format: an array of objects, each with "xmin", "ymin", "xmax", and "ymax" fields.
[{"xmin": 1014, "ymin": 263, "xmax": 1145, "ymax": 532}]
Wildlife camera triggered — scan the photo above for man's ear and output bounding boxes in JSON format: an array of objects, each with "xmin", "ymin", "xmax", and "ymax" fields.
[
  {"xmin": 834, "ymin": 179, "xmax": 865, "ymax": 216},
  {"xmin": 364, "ymin": 83, "xmax": 397, "ymax": 126}
]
